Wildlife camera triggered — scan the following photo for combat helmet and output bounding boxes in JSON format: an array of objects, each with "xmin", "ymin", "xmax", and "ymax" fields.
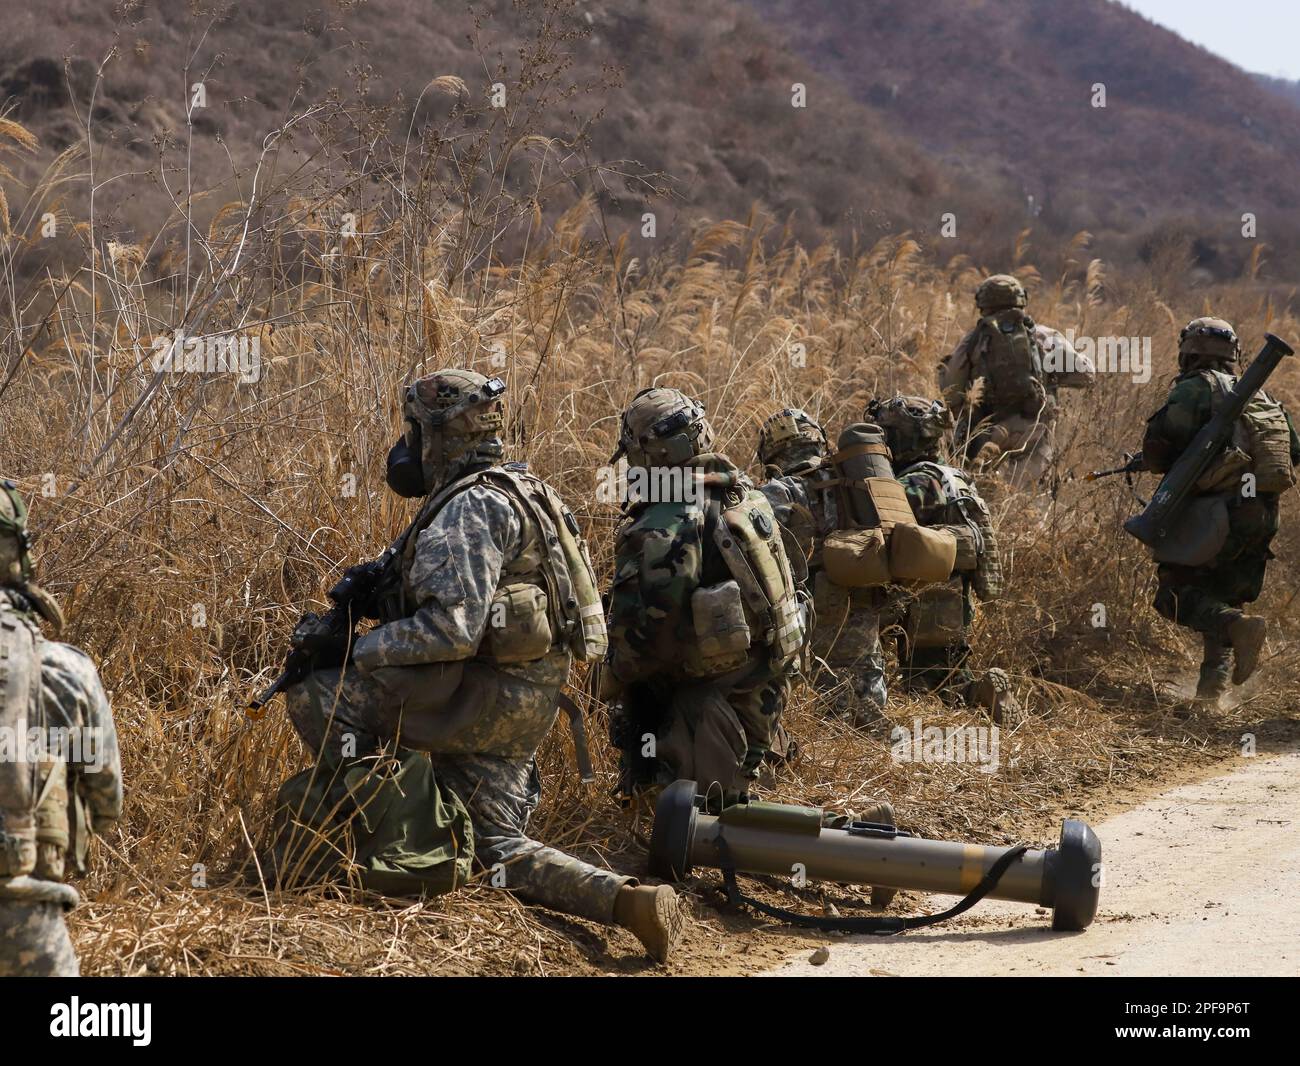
[
  {"xmin": 756, "ymin": 407, "xmax": 828, "ymax": 471},
  {"xmin": 1178, "ymin": 317, "xmax": 1239, "ymax": 372},
  {"xmin": 385, "ymin": 370, "xmax": 506, "ymax": 497},
  {"xmin": 613, "ymin": 387, "xmax": 715, "ymax": 468},
  {"xmin": 975, "ymin": 274, "xmax": 1028, "ymax": 313},
  {"xmin": 867, "ymin": 395, "xmax": 953, "ymax": 467},
  {"xmin": 0, "ymin": 481, "xmax": 63, "ymax": 633}
]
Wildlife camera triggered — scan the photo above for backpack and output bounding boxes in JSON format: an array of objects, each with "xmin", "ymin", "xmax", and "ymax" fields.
[
  {"xmin": 0, "ymin": 608, "xmax": 65, "ymax": 882},
  {"xmin": 975, "ymin": 309, "xmax": 1046, "ymax": 413},
  {"xmin": 1204, "ymin": 370, "xmax": 1297, "ymax": 495},
  {"xmin": 679, "ymin": 480, "xmax": 805, "ymax": 678},
  {"xmin": 905, "ymin": 462, "xmax": 1002, "ymax": 601}
]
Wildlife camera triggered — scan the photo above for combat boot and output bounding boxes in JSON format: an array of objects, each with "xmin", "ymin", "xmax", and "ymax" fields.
[
  {"xmin": 614, "ymin": 883, "xmax": 685, "ymax": 964},
  {"xmin": 1195, "ymin": 635, "xmax": 1231, "ymax": 706},
  {"xmin": 966, "ymin": 668, "xmax": 1021, "ymax": 726},
  {"xmin": 854, "ymin": 800, "xmax": 899, "ymax": 909},
  {"xmin": 1228, "ymin": 614, "xmax": 1267, "ymax": 686}
]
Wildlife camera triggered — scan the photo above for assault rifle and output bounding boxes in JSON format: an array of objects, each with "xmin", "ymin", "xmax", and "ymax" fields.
[
  {"xmin": 1123, "ymin": 333, "xmax": 1294, "ymax": 548},
  {"xmin": 247, "ymin": 547, "xmax": 402, "ymax": 716},
  {"xmin": 1085, "ymin": 452, "xmax": 1143, "ymax": 481}
]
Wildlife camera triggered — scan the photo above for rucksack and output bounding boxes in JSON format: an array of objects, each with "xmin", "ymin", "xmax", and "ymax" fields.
[
  {"xmin": 0, "ymin": 608, "xmax": 64, "ymax": 882},
  {"xmin": 904, "ymin": 462, "xmax": 1002, "ymax": 601},
  {"xmin": 975, "ymin": 309, "xmax": 1046, "ymax": 413},
  {"xmin": 1205, "ymin": 370, "xmax": 1297, "ymax": 495},
  {"xmin": 680, "ymin": 480, "xmax": 806, "ymax": 678}
]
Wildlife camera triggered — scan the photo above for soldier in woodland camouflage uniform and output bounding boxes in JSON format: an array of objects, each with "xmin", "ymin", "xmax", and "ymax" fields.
[
  {"xmin": 941, "ymin": 274, "xmax": 1094, "ymax": 487},
  {"xmin": 756, "ymin": 408, "xmax": 889, "ymax": 722},
  {"xmin": 1141, "ymin": 318, "xmax": 1300, "ymax": 704},
  {"xmin": 283, "ymin": 371, "xmax": 683, "ymax": 963},
  {"xmin": 0, "ymin": 483, "xmax": 121, "ymax": 976},
  {"xmin": 604, "ymin": 389, "xmax": 803, "ymax": 807},
  {"xmin": 868, "ymin": 398, "xmax": 1016, "ymax": 718}
]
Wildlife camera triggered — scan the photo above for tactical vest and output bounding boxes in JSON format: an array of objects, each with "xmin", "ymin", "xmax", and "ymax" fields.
[
  {"xmin": 1203, "ymin": 370, "xmax": 1297, "ymax": 495},
  {"xmin": 397, "ymin": 463, "xmax": 608, "ymax": 665},
  {"xmin": 672, "ymin": 476, "xmax": 805, "ymax": 678},
  {"xmin": 902, "ymin": 462, "xmax": 1002, "ymax": 601},
  {"xmin": 974, "ymin": 309, "xmax": 1046, "ymax": 414},
  {"xmin": 0, "ymin": 607, "xmax": 68, "ymax": 884}
]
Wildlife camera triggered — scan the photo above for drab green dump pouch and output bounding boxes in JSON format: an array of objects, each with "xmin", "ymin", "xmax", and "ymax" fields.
[
  {"xmin": 889, "ymin": 522, "xmax": 958, "ymax": 583},
  {"xmin": 1149, "ymin": 495, "xmax": 1230, "ymax": 567},
  {"xmin": 822, "ymin": 527, "xmax": 891, "ymax": 588},
  {"xmin": 689, "ymin": 579, "xmax": 752, "ymax": 677},
  {"xmin": 904, "ymin": 582, "xmax": 966, "ymax": 648},
  {"xmin": 481, "ymin": 582, "xmax": 553, "ymax": 664}
]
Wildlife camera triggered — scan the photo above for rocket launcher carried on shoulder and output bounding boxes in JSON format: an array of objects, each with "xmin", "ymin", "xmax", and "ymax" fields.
[
  {"xmin": 649, "ymin": 780, "xmax": 1101, "ymax": 932},
  {"xmin": 1123, "ymin": 333, "xmax": 1294, "ymax": 548}
]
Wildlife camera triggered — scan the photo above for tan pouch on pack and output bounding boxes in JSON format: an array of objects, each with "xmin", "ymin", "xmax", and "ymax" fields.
[
  {"xmin": 688, "ymin": 579, "xmax": 753, "ymax": 677},
  {"xmin": 481, "ymin": 582, "xmax": 554, "ymax": 664},
  {"xmin": 822, "ymin": 527, "xmax": 892, "ymax": 588},
  {"xmin": 889, "ymin": 522, "xmax": 958, "ymax": 583}
]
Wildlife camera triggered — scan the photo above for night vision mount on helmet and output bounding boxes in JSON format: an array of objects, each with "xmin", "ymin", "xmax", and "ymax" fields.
[
  {"xmin": 613, "ymin": 388, "xmax": 716, "ymax": 468},
  {"xmin": 386, "ymin": 371, "xmax": 507, "ymax": 498},
  {"xmin": 756, "ymin": 408, "xmax": 828, "ymax": 470}
]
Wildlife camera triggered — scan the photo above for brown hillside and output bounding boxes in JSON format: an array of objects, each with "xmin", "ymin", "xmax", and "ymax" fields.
[{"xmin": 746, "ymin": 0, "xmax": 1300, "ymax": 277}]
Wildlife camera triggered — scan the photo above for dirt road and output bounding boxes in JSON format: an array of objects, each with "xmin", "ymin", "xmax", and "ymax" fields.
[{"xmin": 767, "ymin": 750, "xmax": 1300, "ymax": 977}]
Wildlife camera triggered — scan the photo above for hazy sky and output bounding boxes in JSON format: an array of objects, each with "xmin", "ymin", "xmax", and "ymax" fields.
[{"xmin": 1120, "ymin": 0, "xmax": 1300, "ymax": 79}]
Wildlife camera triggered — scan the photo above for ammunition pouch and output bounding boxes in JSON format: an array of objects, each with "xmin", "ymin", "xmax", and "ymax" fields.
[
  {"xmin": 688, "ymin": 580, "xmax": 753, "ymax": 678},
  {"xmin": 480, "ymin": 583, "xmax": 553, "ymax": 665}
]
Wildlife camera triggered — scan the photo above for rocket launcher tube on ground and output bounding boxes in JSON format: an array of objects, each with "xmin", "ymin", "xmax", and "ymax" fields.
[{"xmin": 648, "ymin": 780, "xmax": 1101, "ymax": 931}]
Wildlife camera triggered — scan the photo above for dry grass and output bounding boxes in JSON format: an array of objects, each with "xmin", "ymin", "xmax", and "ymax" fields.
[{"xmin": 1, "ymin": 24, "xmax": 1298, "ymax": 975}]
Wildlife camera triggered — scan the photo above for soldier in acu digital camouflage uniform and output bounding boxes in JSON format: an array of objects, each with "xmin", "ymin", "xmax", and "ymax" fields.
[
  {"xmin": 1140, "ymin": 318, "xmax": 1300, "ymax": 705},
  {"xmin": 0, "ymin": 482, "xmax": 122, "ymax": 976},
  {"xmin": 283, "ymin": 371, "xmax": 683, "ymax": 963},
  {"xmin": 941, "ymin": 274, "xmax": 1094, "ymax": 487},
  {"xmin": 756, "ymin": 408, "xmax": 889, "ymax": 723},
  {"xmin": 604, "ymin": 389, "xmax": 805, "ymax": 808},
  {"xmin": 868, "ymin": 398, "xmax": 1017, "ymax": 719}
]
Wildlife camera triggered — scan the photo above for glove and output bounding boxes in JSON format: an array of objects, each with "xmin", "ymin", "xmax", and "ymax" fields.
[{"xmin": 290, "ymin": 620, "xmax": 355, "ymax": 669}]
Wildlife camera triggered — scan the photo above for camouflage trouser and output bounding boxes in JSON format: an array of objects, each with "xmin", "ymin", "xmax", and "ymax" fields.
[
  {"xmin": 965, "ymin": 411, "xmax": 1055, "ymax": 489},
  {"xmin": 286, "ymin": 665, "xmax": 628, "ymax": 925},
  {"xmin": 430, "ymin": 754, "xmax": 630, "ymax": 924},
  {"xmin": 811, "ymin": 575, "xmax": 888, "ymax": 713},
  {"xmin": 1154, "ymin": 496, "xmax": 1279, "ymax": 646},
  {"xmin": 890, "ymin": 581, "xmax": 975, "ymax": 703},
  {"xmin": 0, "ymin": 900, "xmax": 78, "ymax": 976},
  {"xmin": 616, "ymin": 663, "xmax": 791, "ymax": 803}
]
